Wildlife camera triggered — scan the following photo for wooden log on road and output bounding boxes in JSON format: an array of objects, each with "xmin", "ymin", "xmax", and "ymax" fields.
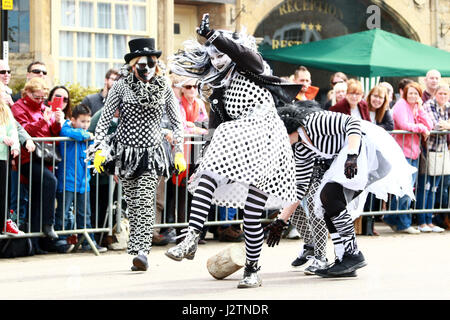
[{"xmin": 207, "ymin": 244, "xmax": 246, "ymax": 280}]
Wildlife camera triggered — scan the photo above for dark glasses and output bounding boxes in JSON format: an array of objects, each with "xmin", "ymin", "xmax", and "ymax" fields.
[
  {"xmin": 31, "ymin": 69, "xmax": 48, "ymax": 75},
  {"xmin": 137, "ymin": 57, "xmax": 156, "ymax": 69},
  {"xmin": 0, "ymin": 70, "xmax": 11, "ymax": 74},
  {"xmin": 183, "ymin": 85, "xmax": 198, "ymax": 89},
  {"xmin": 55, "ymin": 94, "xmax": 69, "ymax": 103},
  {"xmin": 332, "ymin": 81, "xmax": 344, "ymax": 85}
]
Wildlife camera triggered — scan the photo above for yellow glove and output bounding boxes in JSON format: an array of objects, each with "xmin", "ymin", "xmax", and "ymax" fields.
[
  {"xmin": 94, "ymin": 150, "xmax": 106, "ymax": 173},
  {"xmin": 174, "ymin": 152, "xmax": 187, "ymax": 175}
]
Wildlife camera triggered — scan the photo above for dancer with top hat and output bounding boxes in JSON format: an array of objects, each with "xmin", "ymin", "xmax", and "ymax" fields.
[{"xmin": 87, "ymin": 38, "xmax": 186, "ymax": 271}]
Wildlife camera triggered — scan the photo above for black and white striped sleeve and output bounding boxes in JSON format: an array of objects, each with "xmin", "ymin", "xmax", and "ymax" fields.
[
  {"xmin": 318, "ymin": 111, "xmax": 361, "ymax": 137},
  {"xmin": 294, "ymin": 143, "xmax": 315, "ymax": 201}
]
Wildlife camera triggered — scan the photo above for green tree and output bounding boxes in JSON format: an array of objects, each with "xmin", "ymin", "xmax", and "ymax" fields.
[{"xmin": 64, "ymin": 82, "xmax": 99, "ymax": 107}]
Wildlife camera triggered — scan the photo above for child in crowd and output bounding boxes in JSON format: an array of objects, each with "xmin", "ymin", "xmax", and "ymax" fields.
[
  {"xmin": 55, "ymin": 104, "xmax": 107, "ymax": 253},
  {"xmin": 0, "ymin": 99, "xmax": 20, "ymax": 235}
]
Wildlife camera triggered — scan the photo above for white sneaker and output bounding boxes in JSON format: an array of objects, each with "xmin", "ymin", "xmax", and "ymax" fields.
[
  {"xmin": 431, "ymin": 225, "xmax": 445, "ymax": 233},
  {"xmin": 400, "ymin": 226, "xmax": 420, "ymax": 234},
  {"xmin": 418, "ymin": 225, "xmax": 433, "ymax": 232},
  {"xmin": 304, "ymin": 257, "xmax": 328, "ymax": 275},
  {"xmin": 286, "ymin": 227, "xmax": 301, "ymax": 239}
]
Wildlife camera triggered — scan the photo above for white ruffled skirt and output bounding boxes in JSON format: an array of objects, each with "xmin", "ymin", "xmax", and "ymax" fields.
[{"xmin": 313, "ymin": 121, "xmax": 417, "ymax": 220}]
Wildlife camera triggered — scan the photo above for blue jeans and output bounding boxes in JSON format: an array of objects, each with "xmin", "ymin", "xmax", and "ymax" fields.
[
  {"xmin": 416, "ymin": 174, "xmax": 442, "ymax": 225},
  {"xmin": 9, "ymin": 169, "xmax": 29, "ymax": 225},
  {"xmin": 435, "ymin": 175, "xmax": 449, "ymax": 208},
  {"xmin": 55, "ymin": 191, "xmax": 96, "ymax": 246},
  {"xmin": 219, "ymin": 207, "xmax": 237, "ymax": 228},
  {"xmin": 384, "ymin": 158, "xmax": 418, "ymax": 231}
]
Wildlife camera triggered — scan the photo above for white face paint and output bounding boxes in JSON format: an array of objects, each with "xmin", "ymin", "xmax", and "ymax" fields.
[
  {"xmin": 207, "ymin": 46, "xmax": 232, "ymax": 72},
  {"xmin": 135, "ymin": 56, "xmax": 156, "ymax": 81}
]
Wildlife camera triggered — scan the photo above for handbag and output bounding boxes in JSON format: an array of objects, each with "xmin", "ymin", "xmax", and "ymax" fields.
[
  {"xmin": 427, "ymin": 149, "xmax": 450, "ymax": 176},
  {"xmin": 34, "ymin": 142, "xmax": 62, "ymax": 164}
]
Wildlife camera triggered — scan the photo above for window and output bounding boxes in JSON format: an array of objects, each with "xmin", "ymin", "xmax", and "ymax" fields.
[
  {"xmin": 8, "ymin": 0, "xmax": 30, "ymax": 53},
  {"xmin": 52, "ymin": 0, "xmax": 157, "ymax": 88},
  {"xmin": 174, "ymin": 23, "xmax": 180, "ymax": 35}
]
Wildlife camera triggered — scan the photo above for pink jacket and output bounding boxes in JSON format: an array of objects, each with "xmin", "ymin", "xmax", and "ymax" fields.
[{"xmin": 392, "ymin": 98, "xmax": 433, "ymax": 160}]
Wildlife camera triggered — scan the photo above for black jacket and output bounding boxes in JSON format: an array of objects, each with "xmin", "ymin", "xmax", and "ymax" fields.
[{"xmin": 375, "ymin": 110, "xmax": 394, "ymax": 131}]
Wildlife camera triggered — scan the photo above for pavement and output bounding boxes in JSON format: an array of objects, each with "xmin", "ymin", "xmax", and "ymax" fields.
[{"xmin": 0, "ymin": 223, "xmax": 449, "ymax": 301}]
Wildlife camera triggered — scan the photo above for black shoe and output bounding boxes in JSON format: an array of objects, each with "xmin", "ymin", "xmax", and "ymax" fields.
[
  {"xmin": 35, "ymin": 248, "xmax": 48, "ymax": 255},
  {"xmin": 291, "ymin": 245, "xmax": 314, "ymax": 267},
  {"xmin": 43, "ymin": 224, "xmax": 58, "ymax": 240},
  {"xmin": 319, "ymin": 252, "xmax": 367, "ymax": 276},
  {"xmin": 131, "ymin": 254, "xmax": 148, "ymax": 271}
]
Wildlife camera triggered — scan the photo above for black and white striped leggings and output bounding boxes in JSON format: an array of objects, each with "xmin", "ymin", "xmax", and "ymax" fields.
[{"xmin": 189, "ymin": 174, "xmax": 268, "ymax": 262}]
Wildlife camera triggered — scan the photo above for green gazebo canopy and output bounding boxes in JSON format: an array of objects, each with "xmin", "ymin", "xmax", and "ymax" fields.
[{"xmin": 260, "ymin": 29, "xmax": 450, "ymax": 77}]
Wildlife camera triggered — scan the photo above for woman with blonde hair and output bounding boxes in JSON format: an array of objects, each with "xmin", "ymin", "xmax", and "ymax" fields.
[
  {"xmin": 366, "ymin": 85, "xmax": 393, "ymax": 131},
  {"xmin": 0, "ymin": 97, "xmax": 20, "ymax": 235},
  {"xmin": 11, "ymin": 77, "xmax": 63, "ymax": 253}
]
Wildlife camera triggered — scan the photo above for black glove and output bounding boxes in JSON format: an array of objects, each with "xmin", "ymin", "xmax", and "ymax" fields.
[
  {"xmin": 344, "ymin": 154, "xmax": 358, "ymax": 179},
  {"xmin": 263, "ymin": 218, "xmax": 288, "ymax": 247},
  {"xmin": 196, "ymin": 13, "xmax": 213, "ymax": 39}
]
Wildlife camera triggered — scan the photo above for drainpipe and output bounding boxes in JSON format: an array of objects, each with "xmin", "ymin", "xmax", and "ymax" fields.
[{"xmin": 434, "ymin": 0, "xmax": 440, "ymax": 48}]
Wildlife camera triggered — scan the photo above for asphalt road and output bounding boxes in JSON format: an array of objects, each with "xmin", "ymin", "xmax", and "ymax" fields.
[{"xmin": 1, "ymin": 223, "xmax": 449, "ymax": 301}]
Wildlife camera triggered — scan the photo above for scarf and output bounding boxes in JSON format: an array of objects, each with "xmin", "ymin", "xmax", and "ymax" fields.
[{"xmin": 181, "ymin": 95, "xmax": 199, "ymax": 122}]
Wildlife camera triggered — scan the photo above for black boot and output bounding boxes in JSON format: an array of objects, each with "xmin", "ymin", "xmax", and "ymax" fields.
[{"xmin": 131, "ymin": 254, "xmax": 148, "ymax": 271}]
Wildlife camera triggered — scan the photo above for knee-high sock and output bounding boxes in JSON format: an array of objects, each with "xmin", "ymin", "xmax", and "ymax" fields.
[
  {"xmin": 331, "ymin": 209, "xmax": 358, "ymax": 255},
  {"xmin": 243, "ymin": 185, "xmax": 269, "ymax": 262},
  {"xmin": 325, "ymin": 209, "xmax": 358, "ymax": 260},
  {"xmin": 188, "ymin": 174, "xmax": 218, "ymax": 231},
  {"xmin": 324, "ymin": 212, "xmax": 345, "ymax": 261}
]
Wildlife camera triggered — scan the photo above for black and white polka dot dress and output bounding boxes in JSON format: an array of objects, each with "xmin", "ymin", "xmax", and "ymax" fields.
[{"xmin": 188, "ymin": 73, "xmax": 297, "ymax": 209}]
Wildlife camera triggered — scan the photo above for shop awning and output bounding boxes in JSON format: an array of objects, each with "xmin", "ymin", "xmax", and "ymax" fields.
[{"xmin": 259, "ymin": 29, "xmax": 450, "ymax": 77}]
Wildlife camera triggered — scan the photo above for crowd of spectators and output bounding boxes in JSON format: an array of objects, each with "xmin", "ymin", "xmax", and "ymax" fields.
[
  {"xmin": 287, "ymin": 66, "xmax": 450, "ymax": 234},
  {"xmin": 0, "ymin": 59, "xmax": 449, "ymax": 257}
]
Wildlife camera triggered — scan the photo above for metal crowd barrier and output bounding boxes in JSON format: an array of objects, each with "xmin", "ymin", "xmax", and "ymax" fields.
[
  {"xmin": 361, "ymin": 130, "xmax": 450, "ymax": 217},
  {"xmin": 2, "ymin": 130, "xmax": 449, "ymax": 251}
]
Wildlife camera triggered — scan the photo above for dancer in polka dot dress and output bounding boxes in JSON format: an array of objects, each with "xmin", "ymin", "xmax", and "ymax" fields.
[
  {"xmin": 87, "ymin": 38, "xmax": 187, "ymax": 272},
  {"xmin": 165, "ymin": 14, "xmax": 302, "ymax": 288}
]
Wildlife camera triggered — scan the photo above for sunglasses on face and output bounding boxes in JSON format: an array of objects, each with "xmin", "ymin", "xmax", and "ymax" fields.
[
  {"xmin": 54, "ymin": 94, "xmax": 69, "ymax": 103},
  {"xmin": 31, "ymin": 93, "xmax": 46, "ymax": 101},
  {"xmin": 183, "ymin": 85, "xmax": 198, "ymax": 90},
  {"xmin": 332, "ymin": 81, "xmax": 344, "ymax": 85},
  {"xmin": 137, "ymin": 58, "xmax": 156, "ymax": 70},
  {"xmin": 0, "ymin": 70, "xmax": 11, "ymax": 75},
  {"xmin": 31, "ymin": 69, "xmax": 48, "ymax": 75}
]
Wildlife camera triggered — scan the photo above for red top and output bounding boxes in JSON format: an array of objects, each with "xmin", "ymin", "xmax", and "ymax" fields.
[
  {"xmin": 329, "ymin": 98, "xmax": 371, "ymax": 121},
  {"xmin": 11, "ymin": 97, "xmax": 61, "ymax": 165}
]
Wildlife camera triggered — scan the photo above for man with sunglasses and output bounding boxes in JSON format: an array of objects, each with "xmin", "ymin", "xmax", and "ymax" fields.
[
  {"xmin": 12, "ymin": 61, "xmax": 48, "ymax": 103},
  {"xmin": 0, "ymin": 60, "xmax": 13, "ymax": 105}
]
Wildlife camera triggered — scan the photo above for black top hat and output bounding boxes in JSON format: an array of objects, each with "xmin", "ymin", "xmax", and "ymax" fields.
[{"xmin": 124, "ymin": 38, "xmax": 162, "ymax": 64}]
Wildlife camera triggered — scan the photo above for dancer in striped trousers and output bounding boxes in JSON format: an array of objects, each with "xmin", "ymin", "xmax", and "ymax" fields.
[{"xmin": 265, "ymin": 102, "xmax": 416, "ymax": 277}]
